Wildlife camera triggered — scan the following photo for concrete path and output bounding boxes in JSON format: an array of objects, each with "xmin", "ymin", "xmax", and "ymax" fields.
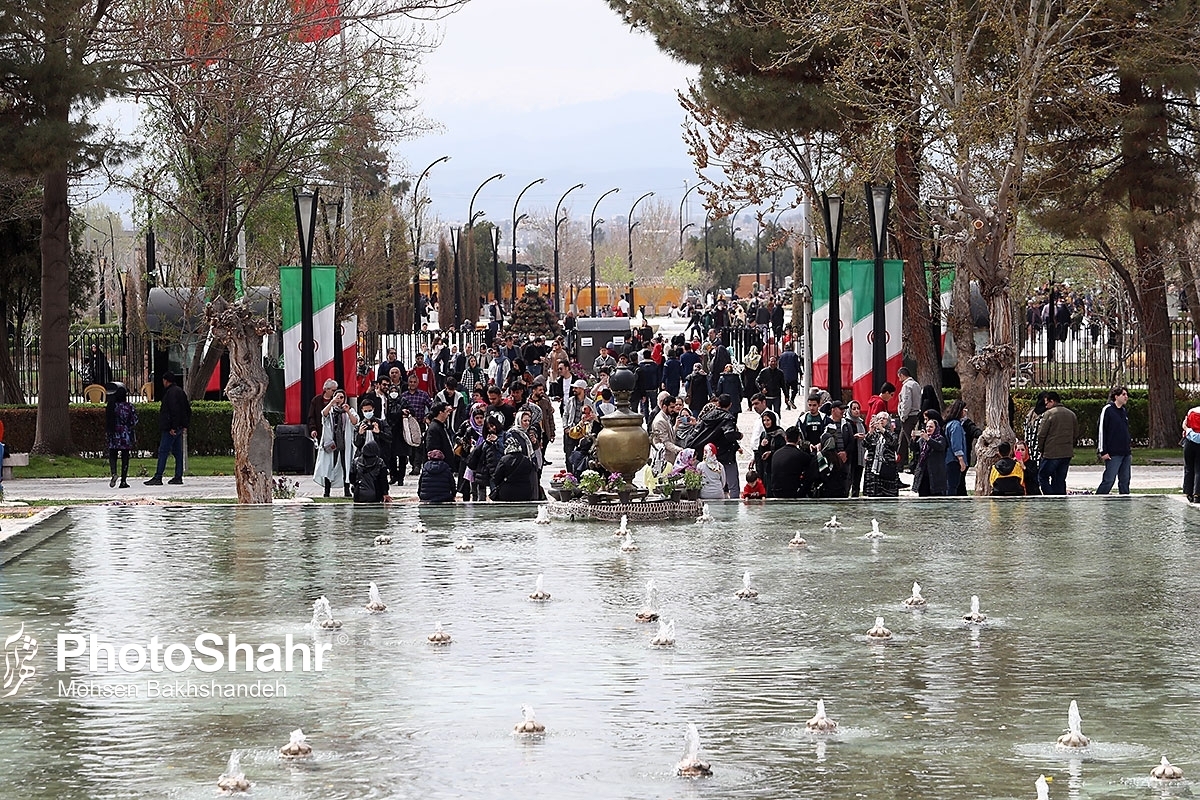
[{"xmin": 0, "ymin": 404, "xmax": 1190, "ymax": 504}]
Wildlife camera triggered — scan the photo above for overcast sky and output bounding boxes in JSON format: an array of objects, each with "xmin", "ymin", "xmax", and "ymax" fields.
[{"xmin": 401, "ymin": 0, "xmax": 705, "ymax": 222}]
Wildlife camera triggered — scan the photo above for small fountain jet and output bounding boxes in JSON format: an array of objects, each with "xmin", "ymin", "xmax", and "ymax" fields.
[
  {"xmin": 1055, "ymin": 700, "xmax": 1090, "ymax": 748},
  {"xmin": 364, "ymin": 582, "xmax": 387, "ymax": 612},
  {"xmin": 902, "ymin": 582, "xmax": 927, "ymax": 609},
  {"xmin": 676, "ymin": 722, "xmax": 712, "ymax": 777},
  {"xmin": 805, "ymin": 699, "xmax": 838, "ymax": 732}
]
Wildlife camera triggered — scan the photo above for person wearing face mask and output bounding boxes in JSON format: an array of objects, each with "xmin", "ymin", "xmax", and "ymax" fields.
[
  {"xmin": 382, "ymin": 375, "xmax": 408, "ymax": 485},
  {"xmin": 353, "ymin": 396, "xmax": 392, "ymax": 453}
]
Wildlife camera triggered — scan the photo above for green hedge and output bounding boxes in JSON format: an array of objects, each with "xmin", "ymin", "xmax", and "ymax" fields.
[
  {"xmin": 943, "ymin": 388, "xmax": 1198, "ymax": 447},
  {"xmin": 0, "ymin": 402, "xmax": 284, "ymax": 456}
]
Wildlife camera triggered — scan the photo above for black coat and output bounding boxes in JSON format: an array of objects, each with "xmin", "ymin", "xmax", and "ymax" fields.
[
  {"xmin": 423, "ymin": 419, "xmax": 457, "ymax": 470},
  {"xmin": 491, "ymin": 452, "xmax": 539, "ymax": 501},
  {"xmin": 160, "ymin": 383, "xmax": 191, "ymax": 432},
  {"xmin": 686, "ymin": 407, "xmax": 741, "ymax": 460},
  {"xmin": 769, "ymin": 445, "xmax": 814, "ymax": 498},
  {"xmin": 417, "ymin": 459, "xmax": 456, "ymax": 502},
  {"xmin": 350, "ymin": 453, "xmax": 390, "ymax": 502}
]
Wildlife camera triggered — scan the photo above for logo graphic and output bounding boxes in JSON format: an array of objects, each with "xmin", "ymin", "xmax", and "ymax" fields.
[{"xmin": 3, "ymin": 623, "xmax": 38, "ymax": 697}]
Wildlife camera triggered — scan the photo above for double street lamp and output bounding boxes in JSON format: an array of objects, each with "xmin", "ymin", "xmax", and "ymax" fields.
[
  {"xmin": 512, "ymin": 178, "xmax": 545, "ymax": 309},
  {"xmin": 553, "ymin": 182, "xmax": 585, "ymax": 315},
  {"xmin": 627, "ymin": 191, "xmax": 654, "ymax": 318},
  {"xmin": 819, "ymin": 192, "xmax": 844, "ymax": 400},
  {"xmin": 411, "ymin": 155, "xmax": 449, "ymax": 334},
  {"xmin": 679, "ymin": 183, "xmax": 700, "ymax": 260},
  {"xmin": 469, "ymin": 173, "xmax": 505, "ymax": 326},
  {"xmin": 865, "ymin": 183, "xmax": 893, "ymax": 392},
  {"xmin": 589, "ymin": 187, "xmax": 620, "ymax": 317},
  {"xmin": 770, "ymin": 209, "xmax": 787, "ymax": 292}
]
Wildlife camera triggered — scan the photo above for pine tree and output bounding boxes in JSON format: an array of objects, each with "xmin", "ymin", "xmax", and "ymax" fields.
[
  {"xmin": 0, "ymin": 0, "xmax": 127, "ymax": 453},
  {"xmin": 507, "ymin": 286, "xmax": 560, "ymax": 340}
]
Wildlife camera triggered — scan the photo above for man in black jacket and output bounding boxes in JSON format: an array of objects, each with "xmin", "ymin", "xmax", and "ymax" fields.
[
  {"xmin": 770, "ymin": 426, "xmax": 815, "ymax": 498},
  {"xmin": 688, "ymin": 394, "xmax": 742, "ymax": 492},
  {"xmin": 145, "ymin": 372, "xmax": 191, "ymax": 486},
  {"xmin": 756, "ymin": 356, "xmax": 786, "ymax": 415},
  {"xmin": 423, "ymin": 401, "xmax": 458, "ymax": 473}
]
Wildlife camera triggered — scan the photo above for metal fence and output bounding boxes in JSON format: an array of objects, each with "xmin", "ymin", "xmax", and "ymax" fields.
[
  {"xmin": 8, "ymin": 330, "xmax": 156, "ymax": 403},
  {"xmin": 358, "ymin": 329, "xmax": 492, "ymax": 369},
  {"xmin": 1017, "ymin": 318, "xmax": 1199, "ymax": 389}
]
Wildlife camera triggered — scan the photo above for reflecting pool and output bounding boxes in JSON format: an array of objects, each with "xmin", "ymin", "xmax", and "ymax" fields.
[{"xmin": 1, "ymin": 498, "xmax": 1197, "ymax": 798}]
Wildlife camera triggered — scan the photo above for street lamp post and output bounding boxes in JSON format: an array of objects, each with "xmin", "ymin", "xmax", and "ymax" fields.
[
  {"xmin": 490, "ymin": 226, "xmax": 501, "ymax": 323},
  {"xmin": 770, "ymin": 209, "xmax": 787, "ymax": 292},
  {"xmin": 627, "ymin": 191, "xmax": 654, "ymax": 319},
  {"xmin": 865, "ymin": 183, "xmax": 892, "ymax": 392},
  {"xmin": 755, "ymin": 215, "xmax": 763, "ymax": 290},
  {"xmin": 293, "ymin": 186, "xmax": 320, "ymax": 416},
  {"xmin": 469, "ymin": 173, "xmax": 505, "ymax": 326},
  {"xmin": 730, "ymin": 203, "xmax": 750, "ymax": 293},
  {"xmin": 411, "ymin": 156, "xmax": 449, "ymax": 334},
  {"xmin": 679, "ymin": 183, "xmax": 700, "ymax": 259},
  {"xmin": 819, "ymin": 192, "xmax": 844, "ymax": 400},
  {"xmin": 553, "ymin": 182, "xmax": 585, "ymax": 315},
  {"xmin": 512, "ymin": 178, "xmax": 545, "ymax": 309},
  {"xmin": 589, "ymin": 187, "xmax": 620, "ymax": 316},
  {"xmin": 703, "ymin": 215, "xmax": 710, "ymax": 275}
]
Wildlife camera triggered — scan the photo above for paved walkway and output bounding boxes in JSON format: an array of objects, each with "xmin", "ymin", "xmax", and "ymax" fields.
[{"xmin": 0, "ymin": 404, "xmax": 1190, "ymax": 503}]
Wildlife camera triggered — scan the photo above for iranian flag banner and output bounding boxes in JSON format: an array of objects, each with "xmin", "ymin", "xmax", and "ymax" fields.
[
  {"xmin": 849, "ymin": 260, "xmax": 904, "ymax": 410},
  {"xmin": 810, "ymin": 258, "xmax": 854, "ymax": 394},
  {"xmin": 281, "ymin": 265, "xmax": 338, "ymax": 424}
]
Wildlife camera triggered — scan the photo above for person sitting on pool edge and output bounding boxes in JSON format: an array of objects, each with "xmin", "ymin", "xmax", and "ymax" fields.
[{"xmin": 989, "ymin": 441, "xmax": 1026, "ymax": 496}]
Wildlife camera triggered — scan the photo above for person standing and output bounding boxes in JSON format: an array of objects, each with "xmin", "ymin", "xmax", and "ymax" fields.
[
  {"xmin": 896, "ymin": 367, "xmax": 922, "ymax": 470},
  {"xmin": 1096, "ymin": 386, "xmax": 1131, "ymax": 495},
  {"xmin": 770, "ymin": 426, "xmax": 815, "ymax": 498},
  {"xmin": 912, "ymin": 417, "xmax": 947, "ymax": 496},
  {"xmin": 942, "ymin": 399, "xmax": 970, "ymax": 495},
  {"xmin": 866, "ymin": 382, "xmax": 895, "ymax": 419},
  {"xmin": 756, "ymin": 356, "xmax": 786, "ymax": 416},
  {"xmin": 818, "ymin": 401, "xmax": 852, "ymax": 498},
  {"xmin": 105, "ymin": 383, "xmax": 138, "ymax": 489},
  {"xmin": 145, "ymin": 372, "xmax": 190, "ymax": 486},
  {"xmin": 778, "ymin": 345, "xmax": 800, "ymax": 410},
  {"xmin": 1022, "ymin": 392, "xmax": 1048, "ymax": 496},
  {"xmin": 1036, "ymin": 391, "xmax": 1078, "ymax": 495},
  {"xmin": 862, "ymin": 412, "xmax": 900, "ymax": 497},
  {"xmin": 846, "ymin": 400, "xmax": 868, "ymax": 497},
  {"xmin": 313, "ymin": 388, "xmax": 357, "ymax": 497},
  {"xmin": 1181, "ymin": 405, "xmax": 1200, "ymax": 503}
]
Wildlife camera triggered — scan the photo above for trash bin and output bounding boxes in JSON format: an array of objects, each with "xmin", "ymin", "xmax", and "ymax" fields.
[{"xmin": 273, "ymin": 424, "xmax": 314, "ymax": 474}]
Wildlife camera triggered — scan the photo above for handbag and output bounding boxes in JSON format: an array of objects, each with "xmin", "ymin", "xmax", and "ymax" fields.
[
  {"xmin": 402, "ymin": 415, "xmax": 423, "ymax": 447},
  {"xmin": 649, "ymin": 443, "xmax": 667, "ymax": 475}
]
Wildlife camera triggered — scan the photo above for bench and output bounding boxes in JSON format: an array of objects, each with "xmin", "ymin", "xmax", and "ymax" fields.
[{"xmin": 2, "ymin": 452, "xmax": 29, "ymax": 481}]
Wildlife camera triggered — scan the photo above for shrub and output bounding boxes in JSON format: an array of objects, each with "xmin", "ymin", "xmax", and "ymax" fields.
[{"xmin": 0, "ymin": 402, "xmax": 283, "ymax": 456}]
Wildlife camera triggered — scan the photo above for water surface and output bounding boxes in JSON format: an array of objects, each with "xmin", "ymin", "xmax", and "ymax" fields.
[{"xmin": 0, "ymin": 498, "xmax": 1196, "ymax": 799}]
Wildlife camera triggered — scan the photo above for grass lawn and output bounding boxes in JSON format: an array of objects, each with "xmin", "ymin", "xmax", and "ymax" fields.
[
  {"xmin": 21, "ymin": 455, "xmax": 237, "ymax": 479},
  {"xmin": 1071, "ymin": 447, "xmax": 1182, "ymax": 467}
]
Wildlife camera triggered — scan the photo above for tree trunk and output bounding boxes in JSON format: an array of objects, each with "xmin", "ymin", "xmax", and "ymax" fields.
[
  {"xmin": 894, "ymin": 128, "xmax": 940, "ymax": 395},
  {"xmin": 32, "ymin": 166, "xmax": 73, "ymax": 454},
  {"xmin": 185, "ymin": 340, "xmax": 225, "ymax": 403},
  {"xmin": 1130, "ymin": 245, "xmax": 1178, "ymax": 447},
  {"xmin": 970, "ymin": 287, "xmax": 1017, "ymax": 496},
  {"xmin": 0, "ymin": 305, "xmax": 26, "ymax": 403},
  {"xmin": 208, "ymin": 299, "xmax": 273, "ymax": 503},
  {"xmin": 948, "ymin": 268, "xmax": 986, "ymax": 422}
]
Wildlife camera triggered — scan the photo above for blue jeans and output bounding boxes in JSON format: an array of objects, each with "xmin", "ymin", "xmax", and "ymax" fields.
[
  {"xmin": 1096, "ymin": 454, "xmax": 1131, "ymax": 494},
  {"xmin": 1038, "ymin": 457, "xmax": 1071, "ymax": 495},
  {"xmin": 155, "ymin": 431, "xmax": 184, "ymax": 479}
]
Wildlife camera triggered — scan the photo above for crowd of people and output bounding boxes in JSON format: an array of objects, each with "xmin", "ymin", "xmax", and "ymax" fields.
[{"xmin": 299, "ymin": 312, "xmax": 1200, "ymax": 504}]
